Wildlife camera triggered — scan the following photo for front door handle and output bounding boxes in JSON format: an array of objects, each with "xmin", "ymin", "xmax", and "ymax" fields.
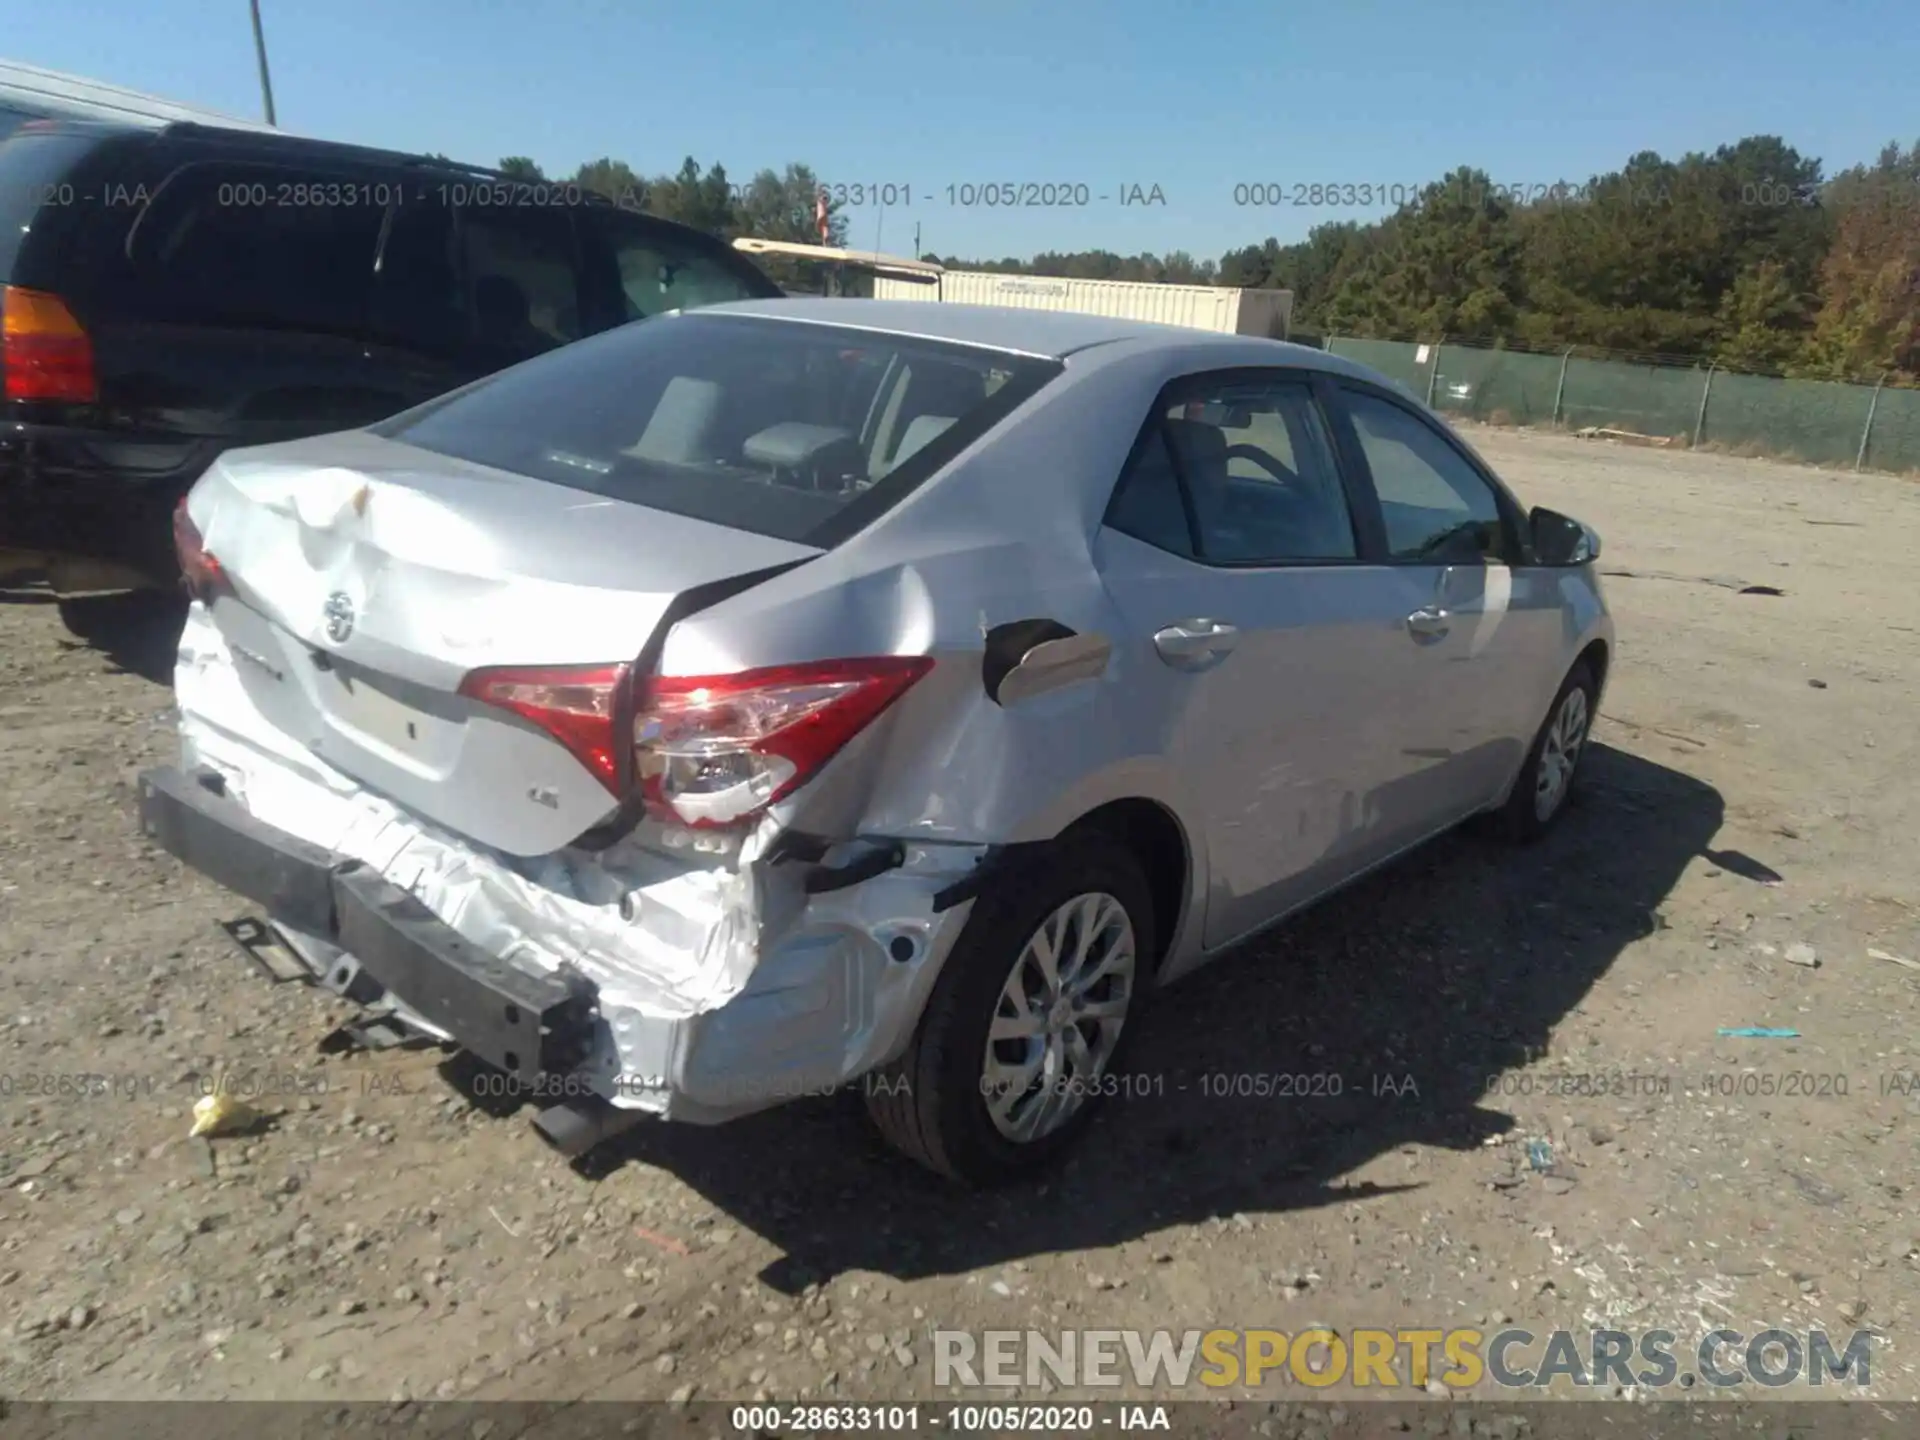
[
  {"xmin": 1406, "ymin": 606, "xmax": 1451, "ymax": 640},
  {"xmin": 1154, "ymin": 618, "xmax": 1240, "ymax": 670}
]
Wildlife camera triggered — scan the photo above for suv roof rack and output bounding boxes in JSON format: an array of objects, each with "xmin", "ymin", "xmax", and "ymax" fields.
[
  {"xmin": 156, "ymin": 120, "xmax": 513, "ymax": 177},
  {"xmin": 151, "ymin": 123, "xmax": 664, "ymax": 217}
]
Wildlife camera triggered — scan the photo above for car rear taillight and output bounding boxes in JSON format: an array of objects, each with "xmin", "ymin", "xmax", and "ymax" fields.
[
  {"xmin": 173, "ymin": 496, "xmax": 231, "ymax": 601},
  {"xmin": 457, "ymin": 664, "xmax": 631, "ymax": 795},
  {"xmin": 1, "ymin": 285, "xmax": 97, "ymax": 403},
  {"xmin": 636, "ymin": 656, "xmax": 933, "ymax": 828}
]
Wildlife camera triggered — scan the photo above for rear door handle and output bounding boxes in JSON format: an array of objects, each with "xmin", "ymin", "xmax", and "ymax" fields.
[
  {"xmin": 1405, "ymin": 606, "xmax": 1451, "ymax": 640},
  {"xmin": 1153, "ymin": 618, "xmax": 1240, "ymax": 670}
]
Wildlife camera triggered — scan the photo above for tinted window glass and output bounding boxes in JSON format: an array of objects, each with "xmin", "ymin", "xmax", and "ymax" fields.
[
  {"xmin": 1343, "ymin": 388, "xmax": 1508, "ymax": 562},
  {"xmin": 1105, "ymin": 429, "xmax": 1196, "ymax": 558},
  {"xmin": 1165, "ymin": 380, "xmax": 1356, "ymax": 562},
  {"xmin": 585, "ymin": 209, "xmax": 773, "ymax": 321},
  {"xmin": 456, "ymin": 205, "xmax": 579, "ymax": 359},
  {"xmin": 379, "ymin": 313, "xmax": 1062, "ymax": 546},
  {"xmin": 371, "ymin": 193, "xmax": 462, "ymax": 354},
  {"xmin": 0, "ymin": 131, "xmax": 99, "ymax": 275},
  {"xmin": 126, "ymin": 162, "xmax": 385, "ymax": 332},
  {"xmin": 0, "ymin": 104, "xmax": 35, "ymax": 142}
]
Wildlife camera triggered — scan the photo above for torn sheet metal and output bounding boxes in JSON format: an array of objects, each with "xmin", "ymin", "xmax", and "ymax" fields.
[
  {"xmin": 177, "ymin": 604, "xmax": 765, "ymax": 1020},
  {"xmin": 171, "ymin": 604, "xmax": 984, "ymax": 1118}
]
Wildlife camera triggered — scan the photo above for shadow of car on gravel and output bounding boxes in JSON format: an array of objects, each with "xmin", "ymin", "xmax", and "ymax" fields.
[
  {"xmin": 0, "ymin": 586, "xmax": 185, "ymax": 685},
  {"xmin": 565, "ymin": 742, "xmax": 1729, "ymax": 1290}
]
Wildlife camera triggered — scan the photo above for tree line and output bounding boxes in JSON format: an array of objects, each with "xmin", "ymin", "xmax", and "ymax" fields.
[{"xmin": 490, "ymin": 138, "xmax": 1919, "ymax": 381}]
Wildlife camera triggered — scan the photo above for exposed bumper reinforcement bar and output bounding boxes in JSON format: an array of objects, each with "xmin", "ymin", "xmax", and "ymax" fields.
[
  {"xmin": 138, "ymin": 764, "xmax": 596, "ymax": 1083},
  {"xmin": 529, "ymin": 1097, "xmax": 649, "ymax": 1158}
]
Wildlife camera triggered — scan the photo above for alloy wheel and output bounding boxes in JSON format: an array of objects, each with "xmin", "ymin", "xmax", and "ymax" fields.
[
  {"xmin": 980, "ymin": 892, "xmax": 1137, "ymax": 1143},
  {"xmin": 1534, "ymin": 684, "xmax": 1590, "ymax": 821}
]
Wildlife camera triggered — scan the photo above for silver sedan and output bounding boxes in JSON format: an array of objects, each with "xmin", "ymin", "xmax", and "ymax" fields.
[{"xmin": 138, "ymin": 299, "xmax": 1612, "ymax": 1184}]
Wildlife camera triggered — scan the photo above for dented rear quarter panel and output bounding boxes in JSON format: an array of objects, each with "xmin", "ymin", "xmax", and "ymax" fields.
[
  {"xmin": 655, "ymin": 338, "xmax": 1227, "ymax": 949},
  {"xmin": 167, "ymin": 318, "xmax": 1600, "ymax": 1113}
]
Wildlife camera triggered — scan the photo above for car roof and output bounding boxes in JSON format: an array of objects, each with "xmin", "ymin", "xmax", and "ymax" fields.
[
  {"xmin": 0, "ymin": 59, "xmax": 279, "ymax": 133},
  {"xmin": 698, "ymin": 296, "xmax": 1352, "ymax": 368}
]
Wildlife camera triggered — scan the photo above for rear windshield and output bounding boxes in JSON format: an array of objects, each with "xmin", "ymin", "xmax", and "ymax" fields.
[{"xmin": 376, "ymin": 311, "xmax": 1063, "ymax": 546}]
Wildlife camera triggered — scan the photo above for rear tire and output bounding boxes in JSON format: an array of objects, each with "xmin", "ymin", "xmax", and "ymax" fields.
[
  {"xmin": 865, "ymin": 830, "xmax": 1154, "ymax": 1185},
  {"xmin": 1487, "ymin": 659, "xmax": 1596, "ymax": 843}
]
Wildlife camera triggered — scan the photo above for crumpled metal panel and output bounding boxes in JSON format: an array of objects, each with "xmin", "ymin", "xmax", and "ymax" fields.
[
  {"xmin": 176, "ymin": 602, "xmax": 766, "ymax": 1021},
  {"xmin": 172, "ymin": 603, "xmax": 988, "ymax": 1119}
]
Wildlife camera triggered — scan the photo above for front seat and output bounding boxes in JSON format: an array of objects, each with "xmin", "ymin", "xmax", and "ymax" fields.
[
  {"xmin": 891, "ymin": 414, "xmax": 956, "ymax": 467},
  {"xmin": 475, "ymin": 274, "xmax": 546, "ymax": 353},
  {"xmin": 879, "ymin": 362, "xmax": 986, "ymax": 474}
]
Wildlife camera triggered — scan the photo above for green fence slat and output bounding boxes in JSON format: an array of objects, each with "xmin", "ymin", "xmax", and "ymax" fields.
[
  {"xmin": 1704, "ymin": 372, "xmax": 1875, "ymax": 467},
  {"xmin": 1429, "ymin": 348, "xmax": 1565, "ymax": 426},
  {"xmin": 1328, "ymin": 337, "xmax": 1430, "ymax": 396},
  {"xmin": 1560, "ymin": 358, "xmax": 1709, "ymax": 441},
  {"xmin": 1317, "ymin": 338, "xmax": 1917, "ymax": 473},
  {"xmin": 1862, "ymin": 385, "xmax": 1920, "ymax": 473}
]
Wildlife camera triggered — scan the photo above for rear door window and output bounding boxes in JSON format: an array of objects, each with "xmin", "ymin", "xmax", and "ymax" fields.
[
  {"xmin": 1107, "ymin": 375, "xmax": 1359, "ymax": 564},
  {"xmin": 124, "ymin": 161, "xmax": 387, "ymax": 333}
]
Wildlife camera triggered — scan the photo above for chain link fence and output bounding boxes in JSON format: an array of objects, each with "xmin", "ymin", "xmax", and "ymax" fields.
[{"xmin": 1323, "ymin": 336, "xmax": 1920, "ymax": 474}]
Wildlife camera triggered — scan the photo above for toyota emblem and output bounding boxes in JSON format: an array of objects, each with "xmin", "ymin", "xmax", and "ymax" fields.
[{"xmin": 322, "ymin": 592, "xmax": 355, "ymax": 644}]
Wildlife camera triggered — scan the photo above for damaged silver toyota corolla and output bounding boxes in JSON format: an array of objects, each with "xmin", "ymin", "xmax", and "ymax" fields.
[{"xmin": 138, "ymin": 299, "xmax": 1613, "ymax": 1183}]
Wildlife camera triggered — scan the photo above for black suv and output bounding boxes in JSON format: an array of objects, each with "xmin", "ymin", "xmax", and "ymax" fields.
[{"xmin": 0, "ymin": 118, "xmax": 781, "ymax": 632}]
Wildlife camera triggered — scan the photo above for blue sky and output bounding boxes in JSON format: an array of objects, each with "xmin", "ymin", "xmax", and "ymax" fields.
[{"xmin": 10, "ymin": 0, "xmax": 1912, "ymax": 261}]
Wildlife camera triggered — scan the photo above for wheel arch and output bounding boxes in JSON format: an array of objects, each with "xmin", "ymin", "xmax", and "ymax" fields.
[
  {"xmin": 1576, "ymin": 635, "xmax": 1610, "ymax": 701},
  {"xmin": 1056, "ymin": 796, "xmax": 1196, "ymax": 982}
]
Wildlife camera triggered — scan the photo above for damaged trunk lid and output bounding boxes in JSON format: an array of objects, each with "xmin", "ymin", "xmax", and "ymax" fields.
[{"xmin": 186, "ymin": 428, "xmax": 819, "ymax": 857}]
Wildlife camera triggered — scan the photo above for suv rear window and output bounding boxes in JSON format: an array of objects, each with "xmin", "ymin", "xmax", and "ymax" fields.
[
  {"xmin": 0, "ymin": 130, "xmax": 100, "ymax": 275},
  {"xmin": 377, "ymin": 312, "xmax": 1062, "ymax": 546}
]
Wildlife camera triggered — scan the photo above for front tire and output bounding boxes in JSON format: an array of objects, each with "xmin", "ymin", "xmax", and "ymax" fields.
[
  {"xmin": 1490, "ymin": 659, "xmax": 1596, "ymax": 842},
  {"xmin": 865, "ymin": 831, "xmax": 1153, "ymax": 1185}
]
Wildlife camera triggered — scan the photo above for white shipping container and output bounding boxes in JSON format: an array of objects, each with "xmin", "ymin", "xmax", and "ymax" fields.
[{"xmin": 872, "ymin": 270, "xmax": 1292, "ymax": 339}]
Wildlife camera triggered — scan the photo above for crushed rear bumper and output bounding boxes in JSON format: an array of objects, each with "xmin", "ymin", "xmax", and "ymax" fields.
[
  {"xmin": 139, "ymin": 764, "xmax": 599, "ymax": 1081},
  {"xmin": 140, "ymin": 604, "xmax": 986, "ymax": 1126}
]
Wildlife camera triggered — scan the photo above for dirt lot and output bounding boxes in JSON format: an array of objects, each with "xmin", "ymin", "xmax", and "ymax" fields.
[{"xmin": 1, "ymin": 427, "xmax": 1917, "ymax": 1407}]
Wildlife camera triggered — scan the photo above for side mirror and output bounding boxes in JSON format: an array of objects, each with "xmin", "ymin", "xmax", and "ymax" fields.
[{"xmin": 1531, "ymin": 506, "xmax": 1600, "ymax": 566}]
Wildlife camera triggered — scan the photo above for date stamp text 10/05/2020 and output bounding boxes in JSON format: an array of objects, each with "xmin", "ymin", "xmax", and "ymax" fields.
[{"xmin": 816, "ymin": 182, "xmax": 1168, "ymax": 209}]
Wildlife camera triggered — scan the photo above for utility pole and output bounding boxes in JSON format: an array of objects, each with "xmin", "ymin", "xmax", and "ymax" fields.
[{"xmin": 249, "ymin": 0, "xmax": 278, "ymax": 125}]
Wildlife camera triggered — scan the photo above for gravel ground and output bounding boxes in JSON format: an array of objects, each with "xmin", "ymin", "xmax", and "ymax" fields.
[{"xmin": 1, "ymin": 426, "xmax": 1916, "ymax": 1405}]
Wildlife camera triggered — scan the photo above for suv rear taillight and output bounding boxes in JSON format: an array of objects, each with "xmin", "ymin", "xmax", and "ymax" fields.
[
  {"xmin": 635, "ymin": 657, "xmax": 933, "ymax": 827},
  {"xmin": 1, "ymin": 285, "xmax": 97, "ymax": 403},
  {"xmin": 457, "ymin": 655, "xmax": 933, "ymax": 823},
  {"xmin": 173, "ymin": 496, "xmax": 231, "ymax": 601}
]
